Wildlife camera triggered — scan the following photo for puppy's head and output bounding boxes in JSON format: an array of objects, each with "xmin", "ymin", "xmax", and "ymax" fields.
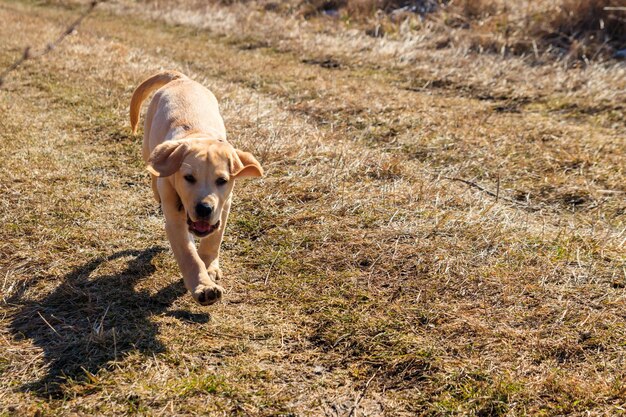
[{"xmin": 147, "ymin": 138, "xmax": 263, "ymax": 237}]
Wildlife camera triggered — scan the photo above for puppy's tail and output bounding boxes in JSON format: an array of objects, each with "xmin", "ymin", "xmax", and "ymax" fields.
[{"xmin": 130, "ymin": 70, "xmax": 186, "ymax": 134}]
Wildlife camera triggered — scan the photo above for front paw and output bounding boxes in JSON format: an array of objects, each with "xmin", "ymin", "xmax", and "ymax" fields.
[
  {"xmin": 207, "ymin": 266, "xmax": 222, "ymax": 281},
  {"xmin": 192, "ymin": 283, "xmax": 224, "ymax": 306}
]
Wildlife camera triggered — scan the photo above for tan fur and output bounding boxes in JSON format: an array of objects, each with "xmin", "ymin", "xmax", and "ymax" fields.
[{"xmin": 130, "ymin": 70, "xmax": 263, "ymax": 306}]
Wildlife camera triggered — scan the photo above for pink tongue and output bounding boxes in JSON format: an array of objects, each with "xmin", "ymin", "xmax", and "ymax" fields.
[{"xmin": 193, "ymin": 221, "xmax": 212, "ymax": 232}]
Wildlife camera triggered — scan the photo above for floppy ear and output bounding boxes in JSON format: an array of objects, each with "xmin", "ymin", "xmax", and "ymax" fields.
[
  {"xmin": 147, "ymin": 141, "xmax": 189, "ymax": 177},
  {"xmin": 231, "ymin": 149, "xmax": 263, "ymax": 179}
]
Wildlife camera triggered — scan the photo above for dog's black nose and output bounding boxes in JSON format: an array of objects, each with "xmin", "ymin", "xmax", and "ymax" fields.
[{"xmin": 195, "ymin": 202, "xmax": 214, "ymax": 218}]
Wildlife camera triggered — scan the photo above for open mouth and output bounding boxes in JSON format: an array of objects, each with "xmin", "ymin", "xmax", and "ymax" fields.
[{"xmin": 187, "ymin": 216, "xmax": 220, "ymax": 237}]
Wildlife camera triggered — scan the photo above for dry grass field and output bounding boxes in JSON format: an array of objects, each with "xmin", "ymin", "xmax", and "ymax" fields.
[{"xmin": 0, "ymin": 0, "xmax": 625, "ymax": 415}]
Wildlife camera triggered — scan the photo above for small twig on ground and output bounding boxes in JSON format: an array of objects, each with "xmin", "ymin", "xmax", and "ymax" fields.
[
  {"xmin": 0, "ymin": 0, "xmax": 105, "ymax": 88},
  {"xmin": 496, "ymin": 173, "xmax": 500, "ymax": 202},
  {"xmin": 442, "ymin": 176, "xmax": 538, "ymax": 210},
  {"xmin": 348, "ymin": 368, "xmax": 379, "ymax": 417},
  {"xmin": 264, "ymin": 250, "xmax": 282, "ymax": 285},
  {"xmin": 37, "ymin": 311, "xmax": 61, "ymax": 338}
]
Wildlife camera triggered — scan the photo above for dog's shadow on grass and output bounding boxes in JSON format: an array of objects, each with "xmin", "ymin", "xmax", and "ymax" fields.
[{"xmin": 9, "ymin": 247, "xmax": 209, "ymax": 398}]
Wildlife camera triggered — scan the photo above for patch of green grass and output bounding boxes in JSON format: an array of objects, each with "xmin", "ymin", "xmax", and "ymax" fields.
[
  {"xmin": 169, "ymin": 374, "xmax": 231, "ymax": 398},
  {"xmin": 432, "ymin": 372, "xmax": 523, "ymax": 416}
]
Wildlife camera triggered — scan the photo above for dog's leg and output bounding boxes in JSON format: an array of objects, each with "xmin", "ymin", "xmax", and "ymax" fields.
[
  {"xmin": 198, "ymin": 196, "xmax": 231, "ymax": 281},
  {"xmin": 159, "ymin": 181, "xmax": 224, "ymax": 306}
]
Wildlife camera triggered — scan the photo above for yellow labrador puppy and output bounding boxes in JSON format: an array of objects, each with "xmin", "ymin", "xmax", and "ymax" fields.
[{"xmin": 130, "ymin": 70, "xmax": 263, "ymax": 306}]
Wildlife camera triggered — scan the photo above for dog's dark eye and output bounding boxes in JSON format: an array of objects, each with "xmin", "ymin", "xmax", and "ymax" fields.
[
  {"xmin": 184, "ymin": 174, "xmax": 196, "ymax": 184},
  {"xmin": 216, "ymin": 177, "xmax": 228, "ymax": 186}
]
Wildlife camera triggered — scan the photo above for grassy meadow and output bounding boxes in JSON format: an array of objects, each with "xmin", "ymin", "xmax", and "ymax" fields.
[{"xmin": 0, "ymin": 0, "xmax": 624, "ymax": 415}]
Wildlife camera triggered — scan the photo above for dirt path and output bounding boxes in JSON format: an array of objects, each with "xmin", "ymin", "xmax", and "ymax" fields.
[{"xmin": 1, "ymin": 1, "xmax": 624, "ymax": 415}]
